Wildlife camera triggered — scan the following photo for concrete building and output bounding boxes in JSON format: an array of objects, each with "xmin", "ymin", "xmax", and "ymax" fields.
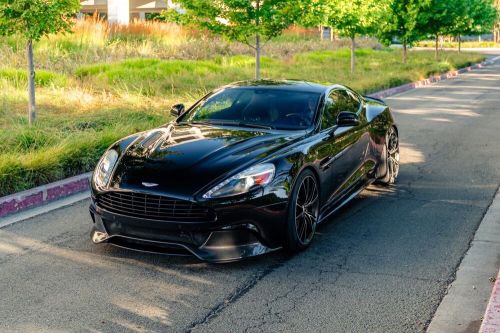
[{"xmin": 80, "ymin": 0, "xmax": 176, "ymax": 24}]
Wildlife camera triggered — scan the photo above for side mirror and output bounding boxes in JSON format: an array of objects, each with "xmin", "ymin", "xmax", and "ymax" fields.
[
  {"xmin": 337, "ymin": 111, "xmax": 359, "ymax": 127},
  {"xmin": 170, "ymin": 103, "xmax": 185, "ymax": 117}
]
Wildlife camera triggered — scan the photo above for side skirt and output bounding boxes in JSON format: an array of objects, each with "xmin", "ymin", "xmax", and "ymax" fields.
[{"xmin": 318, "ymin": 178, "xmax": 373, "ymax": 225}]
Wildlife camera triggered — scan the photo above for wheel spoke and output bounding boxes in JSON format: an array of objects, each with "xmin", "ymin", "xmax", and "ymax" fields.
[
  {"xmin": 388, "ymin": 156, "xmax": 399, "ymax": 166},
  {"xmin": 303, "ymin": 178, "xmax": 310, "ymax": 203},
  {"xmin": 305, "ymin": 195, "xmax": 318, "ymax": 207},
  {"xmin": 307, "ymin": 179, "xmax": 315, "ymax": 203},
  {"xmin": 387, "ymin": 129, "xmax": 399, "ymax": 155},
  {"xmin": 304, "ymin": 211, "xmax": 315, "ymax": 221},
  {"xmin": 299, "ymin": 218, "xmax": 307, "ymax": 241}
]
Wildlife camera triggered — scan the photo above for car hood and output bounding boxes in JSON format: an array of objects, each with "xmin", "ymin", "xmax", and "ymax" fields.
[{"xmin": 109, "ymin": 123, "xmax": 303, "ymax": 199}]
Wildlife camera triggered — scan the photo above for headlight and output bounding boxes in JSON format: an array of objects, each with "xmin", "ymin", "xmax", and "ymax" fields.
[
  {"xmin": 93, "ymin": 149, "xmax": 119, "ymax": 188},
  {"xmin": 203, "ymin": 163, "xmax": 275, "ymax": 199}
]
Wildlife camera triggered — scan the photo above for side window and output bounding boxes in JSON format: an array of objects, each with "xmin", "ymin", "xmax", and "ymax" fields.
[
  {"xmin": 321, "ymin": 93, "xmax": 338, "ymax": 129},
  {"xmin": 346, "ymin": 90, "xmax": 361, "ymax": 112},
  {"xmin": 321, "ymin": 89, "xmax": 361, "ymax": 129},
  {"xmin": 335, "ymin": 89, "xmax": 360, "ymax": 114}
]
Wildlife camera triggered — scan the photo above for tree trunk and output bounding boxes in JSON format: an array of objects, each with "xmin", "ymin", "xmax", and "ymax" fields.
[
  {"xmin": 330, "ymin": 28, "xmax": 334, "ymax": 41},
  {"xmin": 26, "ymin": 39, "xmax": 36, "ymax": 126},
  {"xmin": 458, "ymin": 35, "xmax": 461, "ymax": 53},
  {"xmin": 255, "ymin": 0, "xmax": 261, "ymax": 80},
  {"xmin": 255, "ymin": 33, "xmax": 261, "ymax": 80},
  {"xmin": 434, "ymin": 34, "xmax": 439, "ymax": 60},
  {"xmin": 320, "ymin": 25, "xmax": 324, "ymax": 41},
  {"xmin": 350, "ymin": 35, "xmax": 355, "ymax": 73},
  {"xmin": 403, "ymin": 39, "xmax": 407, "ymax": 64}
]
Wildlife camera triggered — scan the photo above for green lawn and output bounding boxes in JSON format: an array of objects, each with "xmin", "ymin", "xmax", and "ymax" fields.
[{"xmin": 0, "ymin": 22, "xmax": 486, "ymax": 196}]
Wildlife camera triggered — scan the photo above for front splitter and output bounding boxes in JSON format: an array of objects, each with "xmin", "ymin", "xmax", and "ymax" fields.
[{"xmin": 90, "ymin": 227, "xmax": 280, "ymax": 263}]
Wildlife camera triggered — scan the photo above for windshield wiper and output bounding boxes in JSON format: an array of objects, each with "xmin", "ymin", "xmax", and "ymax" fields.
[
  {"xmin": 189, "ymin": 120, "xmax": 220, "ymax": 125},
  {"xmin": 188, "ymin": 120, "xmax": 273, "ymax": 130},
  {"xmin": 235, "ymin": 122, "xmax": 273, "ymax": 130},
  {"xmin": 185, "ymin": 120, "xmax": 234, "ymax": 127}
]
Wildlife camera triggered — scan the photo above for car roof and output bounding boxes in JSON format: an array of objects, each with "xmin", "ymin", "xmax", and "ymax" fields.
[{"xmin": 222, "ymin": 80, "xmax": 343, "ymax": 94}]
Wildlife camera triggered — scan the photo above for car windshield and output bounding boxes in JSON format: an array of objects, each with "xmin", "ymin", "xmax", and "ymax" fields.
[{"xmin": 178, "ymin": 87, "xmax": 321, "ymax": 130}]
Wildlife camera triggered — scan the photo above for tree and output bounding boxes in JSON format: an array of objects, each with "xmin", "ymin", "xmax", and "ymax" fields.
[
  {"xmin": 378, "ymin": 0, "xmax": 425, "ymax": 64},
  {"xmin": 416, "ymin": 0, "xmax": 458, "ymax": 59},
  {"xmin": 299, "ymin": 0, "xmax": 331, "ymax": 40},
  {"xmin": 174, "ymin": 0, "xmax": 307, "ymax": 80},
  {"xmin": 494, "ymin": 0, "xmax": 500, "ymax": 42},
  {"xmin": 446, "ymin": 0, "xmax": 497, "ymax": 52},
  {"xmin": 326, "ymin": 0, "xmax": 386, "ymax": 73},
  {"xmin": 0, "ymin": 0, "xmax": 80, "ymax": 126},
  {"xmin": 160, "ymin": 8, "xmax": 190, "ymax": 25}
]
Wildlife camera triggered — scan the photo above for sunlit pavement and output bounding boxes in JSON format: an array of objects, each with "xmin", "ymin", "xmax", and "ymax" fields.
[{"xmin": 1, "ymin": 56, "xmax": 500, "ymax": 333}]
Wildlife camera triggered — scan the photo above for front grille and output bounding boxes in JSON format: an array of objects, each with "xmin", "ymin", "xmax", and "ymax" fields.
[{"xmin": 97, "ymin": 191, "xmax": 215, "ymax": 222}]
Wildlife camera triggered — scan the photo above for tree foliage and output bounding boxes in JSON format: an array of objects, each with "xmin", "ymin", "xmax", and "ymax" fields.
[
  {"xmin": 178, "ymin": 0, "xmax": 309, "ymax": 44},
  {"xmin": 0, "ymin": 0, "xmax": 80, "ymax": 41},
  {"xmin": 326, "ymin": 0, "xmax": 382, "ymax": 40},
  {"xmin": 174, "ymin": 0, "xmax": 309, "ymax": 79},
  {"xmin": 324, "ymin": 0, "xmax": 386, "ymax": 72},
  {"xmin": 376, "ymin": 0, "xmax": 497, "ymax": 59},
  {"xmin": 416, "ymin": 0, "xmax": 497, "ymax": 56},
  {"xmin": 377, "ymin": 0, "xmax": 423, "ymax": 63},
  {"xmin": 447, "ymin": 0, "xmax": 497, "ymax": 37}
]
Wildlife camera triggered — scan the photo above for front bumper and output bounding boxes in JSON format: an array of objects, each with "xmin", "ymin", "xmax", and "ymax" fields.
[{"xmin": 89, "ymin": 193, "xmax": 288, "ymax": 262}]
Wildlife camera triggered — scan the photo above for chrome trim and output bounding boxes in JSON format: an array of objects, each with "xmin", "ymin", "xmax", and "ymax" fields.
[{"xmin": 91, "ymin": 230, "xmax": 110, "ymax": 243}]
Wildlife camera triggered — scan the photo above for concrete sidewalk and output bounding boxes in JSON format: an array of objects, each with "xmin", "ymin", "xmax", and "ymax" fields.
[{"xmin": 428, "ymin": 186, "xmax": 500, "ymax": 332}]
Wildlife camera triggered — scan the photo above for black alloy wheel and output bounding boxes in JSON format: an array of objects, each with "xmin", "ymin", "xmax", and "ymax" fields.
[
  {"xmin": 379, "ymin": 126, "xmax": 400, "ymax": 184},
  {"xmin": 285, "ymin": 170, "xmax": 320, "ymax": 252}
]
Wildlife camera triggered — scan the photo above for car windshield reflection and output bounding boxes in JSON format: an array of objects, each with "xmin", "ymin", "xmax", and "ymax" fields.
[{"xmin": 178, "ymin": 87, "xmax": 321, "ymax": 130}]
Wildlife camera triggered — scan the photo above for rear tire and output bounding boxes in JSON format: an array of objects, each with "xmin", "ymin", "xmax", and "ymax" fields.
[
  {"xmin": 284, "ymin": 169, "xmax": 320, "ymax": 253},
  {"xmin": 378, "ymin": 126, "xmax": 400, "ymax": 185}
]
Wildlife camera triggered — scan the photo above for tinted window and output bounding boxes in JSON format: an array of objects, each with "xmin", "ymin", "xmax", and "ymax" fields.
[
  {"xmin": 321, "ymin": 89, "xmax": 361, "ymax": 129},
  {"xmin": 179, "ymin": 88, "xmax": 321, "ymax": 130}
]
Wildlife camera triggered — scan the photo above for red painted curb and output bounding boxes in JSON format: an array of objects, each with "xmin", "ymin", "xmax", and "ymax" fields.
[
  {"xmin": 480, "ymin": 270, "xmax": 500, "ymax": 333},
  {"xmin": 368, "ymin": 61, "xmax": 488, "ymax": 99},
  {"xmin": 0, "ymin": 172, "xmax": 91, "ymax": 218},
  {"xmin": 0, "ymin": 57, "xmax": 495, "ymax": 219}
]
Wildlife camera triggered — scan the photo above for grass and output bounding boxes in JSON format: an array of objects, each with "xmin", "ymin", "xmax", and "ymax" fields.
[
  {"xmin": 417, "ymin": 40, "xmax": 500, "ymax": 49},
  {"xmin": 0, "ymin": 18, "xmax": 487, "ymax": 197}
]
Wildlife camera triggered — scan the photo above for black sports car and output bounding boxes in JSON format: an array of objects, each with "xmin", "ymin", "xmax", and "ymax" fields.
[{"xmin": 89, "ymin": 80, "xmax": 399, "ymax": 262}]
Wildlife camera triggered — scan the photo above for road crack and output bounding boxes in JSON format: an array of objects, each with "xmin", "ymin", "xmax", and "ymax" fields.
[{"xmin": 184, "ymin": 259, "xmax": 287, "ymax": 333}]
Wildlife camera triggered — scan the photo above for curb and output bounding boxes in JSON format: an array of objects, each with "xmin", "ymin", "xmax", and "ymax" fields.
[
  {"xmin": 0, "ymin": 55, "xmax": 499, "ymax": 220},
  {"xmin": 427, "ymin": 184, "xmax": 500, "ymax": 332},
  {"xmin": 368, "ymin": 57, "xmax": 498, "ymax": 99},
  {"xmin": 0, "ymin": 172, "xmax": 91, "ymax": 218},
  {"xmin": 480, "ymin": 270, "xmax": 500, "ymax": 332}
]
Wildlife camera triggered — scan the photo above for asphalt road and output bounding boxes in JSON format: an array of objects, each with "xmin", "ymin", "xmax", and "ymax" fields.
[{"xmin": 2, "ymin": 58, "xmax": 500, "ymax": 333}]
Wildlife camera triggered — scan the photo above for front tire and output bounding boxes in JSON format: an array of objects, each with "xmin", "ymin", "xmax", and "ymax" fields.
[
  {"xmin": 284, "ymin": 169, "xmax": 320, "ymax": 253},
  {"xmin": 378, "ymin": 126, "xmax": 400, "ymax": 185}
]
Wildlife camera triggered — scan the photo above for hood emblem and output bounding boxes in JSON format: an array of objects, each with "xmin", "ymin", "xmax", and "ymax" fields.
[{"xmin": 142, "ymin": 182, "xmax": 159, "ymax": 187}]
